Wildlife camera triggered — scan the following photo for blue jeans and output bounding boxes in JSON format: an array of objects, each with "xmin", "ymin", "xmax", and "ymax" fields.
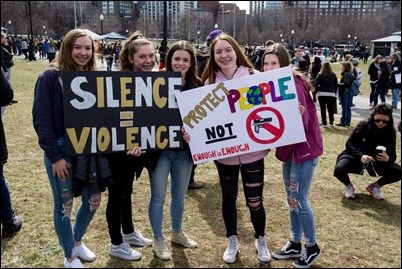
[
  {"xmin": 1, "ymin": 164, "xmax": 13, "ymax": 221},
  {"xmin": 148, "ymin": 149, "xmax": 193, "ymax": 239},
  {"xmin": 340, "ymin": 89, "xmax": 353, "ymax": 125},
  {"xmin": 391, "ymin": 88, "xmax": 400, "ymax": 108},
  {"xmin": 44, "ymin": 138, "xmax": 100, "ymax": 258},
  {"xmin": 282, "ymin": 158, "xmax": 319, "ymax": 246}
]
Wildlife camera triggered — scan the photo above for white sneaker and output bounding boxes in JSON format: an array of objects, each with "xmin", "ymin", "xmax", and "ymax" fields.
[
  {"xmin": 64, "ymin": 258, "xmax": 84, "ymax": 268},
  {"xmin": 255, "ymin": 236, "xmax": 271, "ymax": 262},
  {"xmin": 123, "ymin": 230, "xmax": 153, "ymax": 246},
  {"xmin": 223, "ymin": 235, "xmax": 239, "ymax": 264},
  {"xmin": 109, "ymin": 242, "xmax": 142, "ymax": 261},
  {"xmin": 153, "ymin": 237, "xmax": 172, "ymax": 261},
  {"xmin": 366, "ymin": 183, "xmax": 384, "ymax": 200},
  {"xmin": 344, "ymin": 184, "xmax": 356, "ymax": 199},
  {"xmin": 171, "ymin": 230, "xmax": 198, "ymax": 248},
  {"xmin": 75, "ymin": 242, "xmax": 96, "ymax": 262}
]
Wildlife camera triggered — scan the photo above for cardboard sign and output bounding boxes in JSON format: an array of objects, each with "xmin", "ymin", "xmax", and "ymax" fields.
[
  {"xmin": 63, "ymin": 71, "xmax": 183, "ymax": 155},
  {"xmin": 175, "ymin": 66, "xmax": 306, "ymax": 164}
]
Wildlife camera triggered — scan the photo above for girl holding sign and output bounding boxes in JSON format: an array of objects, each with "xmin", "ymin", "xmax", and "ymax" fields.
[
  {"xmin": 261, "ymin": 43, "xmax": 323, "ymax": 269},
  {"xmin": 141, "ymin": 40, "xmax": 201, "ymax": 261},
  {"xmin": 105, "ymin": 32, "xmax": 156, "ymax": 261},
  {"xmin": 32, "ymin": 29, "xmax": 101, "ymax": 268},
  {"xmin": 201, "ymin": 33, "xmax": 271, "ymax": 264}
]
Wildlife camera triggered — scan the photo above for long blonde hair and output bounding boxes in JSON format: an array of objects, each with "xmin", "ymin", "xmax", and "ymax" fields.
[
  {"xmin": 49, "ymin": 29, "xmax": 96, "ymax": 71},
  {"xmin": 201, "ymin": 33, "xmax": 253, "ymax": 84}
]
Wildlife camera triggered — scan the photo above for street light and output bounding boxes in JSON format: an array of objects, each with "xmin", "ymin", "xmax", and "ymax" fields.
[
  {"xmin": 348, "ymin": 34, "xmax": 351, "ymax": 50},
  {"xmin": 126, "ymin": 29, "xmax": 129, "ymax": 36},
  {"xmin": 197, "ymin": 30, "xmax": 200, "ymax": 48},
  {"xmin": 43, "ymin": 26, "xmax": 46, "ymax": 37},
  {"xmin": 8, "ymin": 20, "xmax": 12, "ymax": 37},
  {"xmin": 221, "ymin": 4, "xmax": 224, "ymax": 30},
  {"xmin": 100, "ymin": 14, "xmax": 104, "ymax": 35},
  {"xmin": 233, "ymin": 2, "xmax": 236, "ymax": 38},
  {"xmin": 280, "ymin": 34, "xmax": 283, "ymax": 43},
  {"xmin": 291, "ymin": 30, "xmax": 294, "ymax": 49},
  {"xmin": 215, "ymin": 23, "xmax": 218, "ymax": 29}
]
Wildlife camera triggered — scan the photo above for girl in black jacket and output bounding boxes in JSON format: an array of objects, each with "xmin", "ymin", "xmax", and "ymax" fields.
[
  {"xmin": 372, "ymin": 59, "xmax": 391, "ymax": 107},
  {"xmin": 334, "ymin": 103, "xmax": 401, "ymax": 200}
]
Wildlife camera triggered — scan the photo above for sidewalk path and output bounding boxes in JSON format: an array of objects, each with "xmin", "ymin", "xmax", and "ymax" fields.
[{"xmin": 316, "ymin": 93, "xmax": 401, "ymax": 124}]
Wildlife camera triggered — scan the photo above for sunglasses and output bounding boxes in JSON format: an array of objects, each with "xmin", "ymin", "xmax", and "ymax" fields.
[{"xmin": 374, "ymin": 119, "xmax": 389, "ymax": 124}]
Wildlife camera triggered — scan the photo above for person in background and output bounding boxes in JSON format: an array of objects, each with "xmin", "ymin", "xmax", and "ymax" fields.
[
  {"xmin": 1, "ymin": 68, "xmax": 22, "ymax": 238},
  {"xmin": 389, "ymin": 52, "xmax": 401, "ymax": 109},
  {"xmin": 105, "ymin": 32, "xmax": 155, "ymax": 261},
  {"xmin": 202, "ymin": 33, "xmax": 271, "ymax": 264},
  {"xmin": 32, "ymin": 29, "xmax": 101, "ymax": 268},
  {"xmin": 314, "ymin": 62, "xmax": 338, "ymax": 127},
  {"xmin": 310, "ymin": 56, "xmax": 322, "ymax": 103},
  {"xmin": 368, "ymin": 55, "xmax": 383, "ymax": 109},
  {"xmin": 143, "ymin": 40, "xmax": 200, "ymax": 261},
  {"xmin": 262, "ymin": 43, "xmax": 323, "ymax": 269},
  {"xmin": 372, "ymin": 59, "xmax": 391, "ymax": 107},
  {"xmin": 334, "ymin": 103, "xmax": 401, "ymax": 200},
  {"xmin": 336, "ymin": 61, "xmax": 354, "ymax": 127}
]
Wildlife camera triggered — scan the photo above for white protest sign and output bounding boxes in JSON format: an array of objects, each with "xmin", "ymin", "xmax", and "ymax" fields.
[{"xmin": 175, "ymin": 66, "xmax": 306, "ymax": 164}]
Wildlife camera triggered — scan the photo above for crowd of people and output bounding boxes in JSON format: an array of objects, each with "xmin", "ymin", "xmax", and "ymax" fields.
[{"xmin": 1, "ymin": 27, "xmax": 401, "ymax": 269}]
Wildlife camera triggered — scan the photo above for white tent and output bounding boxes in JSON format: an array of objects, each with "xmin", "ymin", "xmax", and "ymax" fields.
[{"xmin": 83, "ymin": 29, "xmax": 103, "ymax": 40}]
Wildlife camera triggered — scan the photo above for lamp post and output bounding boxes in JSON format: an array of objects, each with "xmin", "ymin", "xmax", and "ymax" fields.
[
  {"xmin": 348, "ymin": 34, "xmax": 351, "ymax": 50},
  {"xmin": 221, "ymin": 4, "xmax": 224, "ymax": 30},
  {"xmin": 233, "ymin": 2, "xmax": 236, "ymax": 38},
  {"xmin": 280, "ymin": 34, "xmax": 283, "ymax": 43},
  {"xmin": 291, "ymin": 29, "xmax": 294, "ymax": 49},
  {"xmin": 43, "ymin": 26, "xmax": 46, "ymax": 37},
  {"xmin": 126, "ymin": 29, "xmax": 129, "ymax": 36},
  {"xmin": 354, "ymin": 36, "xmax": 357, "ymax": 49},
  {"xmin": 100, "ymin": 14, "xmax": 104, "ymax": 35},
  {"xmin": 8, "ymin": 20, "xmax": 12, "ymax": 37},
  {"xmin": 197, "ymin": 30, "xmax": 200, "ymax": 48},
  {"xmin": 215, "ymin": 23, "xmax": 218, "ymax": 29}
]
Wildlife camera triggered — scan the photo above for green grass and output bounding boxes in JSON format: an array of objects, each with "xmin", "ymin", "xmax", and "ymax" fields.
[{"xmin": 1, "ymin": 56, "xmax": 400, "ymax": 268}]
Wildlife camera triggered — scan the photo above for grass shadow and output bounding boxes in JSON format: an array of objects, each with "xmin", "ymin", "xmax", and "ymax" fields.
[{"xmin": 341, "ymin": 194, "xmax": 401, "ymax": 228}]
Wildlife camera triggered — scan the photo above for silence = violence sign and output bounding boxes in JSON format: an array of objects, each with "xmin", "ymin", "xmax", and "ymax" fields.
[{"xmin": 62, "ymin": 71, "xmax": 184, "ymax": 155}]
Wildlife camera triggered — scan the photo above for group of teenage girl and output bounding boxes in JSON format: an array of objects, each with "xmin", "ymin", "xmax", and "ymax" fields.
[{"xmin": 31, "ymin": 28, "xmax": 400, "ymax": 269}]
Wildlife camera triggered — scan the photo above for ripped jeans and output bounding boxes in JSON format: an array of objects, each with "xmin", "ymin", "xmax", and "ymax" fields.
[
  {"xmin": 215, "ymin": 159, "xmax": 266, "ymax": 238},
  {"xmin": 44, "ymin": 138, "xmax": 100, "ymax": 259},
  {"xmin": 282, "ymin": 158, "xmax": 318, "ymax": 246}
]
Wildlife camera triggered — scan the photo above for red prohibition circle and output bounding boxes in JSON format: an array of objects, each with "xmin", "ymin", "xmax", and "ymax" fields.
[{"xmin": 246, "ymin": 107, "xmax": 284, "ymax": 144}]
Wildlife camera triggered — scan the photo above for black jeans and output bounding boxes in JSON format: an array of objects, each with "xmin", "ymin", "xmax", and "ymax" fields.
[
  {"xmin": 318, "ymin": 96, "xmax": 336, "ymax": 125},
  {"xmin": 334, "ymin": 156, "xmax": 401, "ymax": 187},
  {"xmin": 106, "ymin": 153, "xmax": 136, "ymax": 245},
  {"xmin": 214, "ymin": 159, "xmax": 266, "ymax": 238}
]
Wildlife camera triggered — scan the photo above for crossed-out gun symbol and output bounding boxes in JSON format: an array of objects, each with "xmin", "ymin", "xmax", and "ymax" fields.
[{"xmin": 252, "ymin": 117, "xmax": 272, "ymax": 133}]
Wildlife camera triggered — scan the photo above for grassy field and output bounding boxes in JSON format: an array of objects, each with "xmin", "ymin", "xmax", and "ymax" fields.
[{"xmin": 1, "ymin": 56, "xmax": 400, "ymax": 268}]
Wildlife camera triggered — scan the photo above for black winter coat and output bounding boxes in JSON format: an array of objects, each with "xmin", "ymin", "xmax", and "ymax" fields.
[{"xmin": 0, "ymin": 68, "xmax": 14, "ymax": 165}]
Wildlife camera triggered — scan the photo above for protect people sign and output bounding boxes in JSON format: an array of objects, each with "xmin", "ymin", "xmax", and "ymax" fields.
[{"xmin": 175, "ymin": 66, "xmax": 306, "ymax": 164}]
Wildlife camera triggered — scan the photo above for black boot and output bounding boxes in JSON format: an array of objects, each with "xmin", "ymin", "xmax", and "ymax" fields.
[{"xmin": 2, "ymin": 212, "xmax": 22, "ymax": 238}]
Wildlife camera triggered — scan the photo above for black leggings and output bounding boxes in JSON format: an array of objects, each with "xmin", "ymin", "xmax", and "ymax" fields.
[
  {"xmin": 106, "ymin": 153, "xmax": 136, "ymax": 245},
  {"xmin": 215, "ymin": 159, "xmax": 266, "ymax": 238},
  {"xmin": 334, "ymin": 156, "xmax": 401, "ymax": 187}
]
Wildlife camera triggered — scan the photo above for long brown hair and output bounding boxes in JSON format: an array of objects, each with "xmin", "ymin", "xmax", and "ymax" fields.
[
  {"xmin": 165, "ymin": 40, "xmax": 202, "ymax": 86},
  {"xmin": 49, "ymin": 29, "xmax": 96, "ymax": 71},
  {"xmin": 201, "ymin": 33, "xmax": 253, "ymax": 84}
]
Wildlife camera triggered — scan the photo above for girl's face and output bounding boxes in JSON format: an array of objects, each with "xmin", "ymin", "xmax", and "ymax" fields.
[
  {"xmin": 374, "ymin": 114, "xmax": 390, "ymax": 129},
  {"xmin": 71, "ymin": 36, "xmax": 93, "ymax": 70},
  {"xmin": 214, "ymin": 40, "xmax": 237, "ymax": 69},
  {"xmin": 129, "ymin": 44, "xmax": 155, "ymax": 71},
  {"xmin": 171, "ymin": 50, "xmax": 191, "ymax": 77},
  {"xmin": 262, "ymin": 54, "xmax": 280, "ymax": 71}
]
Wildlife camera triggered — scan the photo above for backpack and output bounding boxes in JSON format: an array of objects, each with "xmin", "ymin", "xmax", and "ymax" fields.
[{"xmin": 351, "ymin": 79, "xmax": 361, "ymax": 96}]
